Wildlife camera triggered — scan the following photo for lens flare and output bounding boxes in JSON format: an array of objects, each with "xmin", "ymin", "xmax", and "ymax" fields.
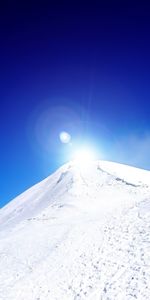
[{"xmin": 59, "ymin": 131, "xmax": 71, "ymax": 144}]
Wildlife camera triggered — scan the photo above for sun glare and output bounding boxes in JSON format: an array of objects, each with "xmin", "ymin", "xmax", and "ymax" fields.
[{"xmin": 72, "ymin": 148, "xmax": 96, "ymax": 169}]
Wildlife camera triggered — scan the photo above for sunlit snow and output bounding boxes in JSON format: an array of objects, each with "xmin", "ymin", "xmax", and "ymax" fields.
[{"xmin": 0, "ymin": 160, "xmax": 150, "ymax": 299}]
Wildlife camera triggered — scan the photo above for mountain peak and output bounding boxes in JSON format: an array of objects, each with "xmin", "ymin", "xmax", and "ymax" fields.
[{"xmin": 0, "ymin": 160, "xmax": 150, "ymax": 231}]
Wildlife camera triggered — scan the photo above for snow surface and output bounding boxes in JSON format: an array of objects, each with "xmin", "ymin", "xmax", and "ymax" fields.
[{"xmin": 0, "ymin": 160, "xmax": 150, "ymax": 299}]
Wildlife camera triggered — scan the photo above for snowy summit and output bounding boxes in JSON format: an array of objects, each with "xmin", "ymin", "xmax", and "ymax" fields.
[{"xmin": 0, "ymin": 160, "xmax": 150, "ymax": 300}]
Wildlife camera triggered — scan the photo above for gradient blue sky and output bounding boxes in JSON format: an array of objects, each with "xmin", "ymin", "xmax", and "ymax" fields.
[{"xmin": 1, "ymin": 2, "xmax": 150, "ymax": 207}]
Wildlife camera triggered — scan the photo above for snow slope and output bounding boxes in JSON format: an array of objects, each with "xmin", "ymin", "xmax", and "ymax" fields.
[{"xmin": 0, "ymin": 160, "xmax": 150, "ymax": 300}]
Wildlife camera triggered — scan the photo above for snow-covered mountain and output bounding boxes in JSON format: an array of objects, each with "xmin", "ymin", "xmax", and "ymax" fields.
[{"xmin": 0, "ymin": 160, "xmax": 150, "ymax": 300}]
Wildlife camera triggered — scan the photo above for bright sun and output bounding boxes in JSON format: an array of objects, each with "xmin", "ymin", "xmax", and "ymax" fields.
[{"xmin": 72, "ymin": 148, "xmax": 96, "ymax": 168}]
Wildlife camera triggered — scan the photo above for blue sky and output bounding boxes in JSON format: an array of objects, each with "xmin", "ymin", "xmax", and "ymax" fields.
[{"xmin": 1, "ymin": 2, "xmax": 150, "ymax": 207}]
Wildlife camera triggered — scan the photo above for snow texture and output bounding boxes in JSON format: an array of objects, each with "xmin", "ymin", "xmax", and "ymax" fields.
[{"xmin": 0, "ymin": 160, "xmax": 150, "ymax": 299}]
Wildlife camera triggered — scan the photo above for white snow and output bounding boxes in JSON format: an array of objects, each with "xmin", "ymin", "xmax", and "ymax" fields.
[{"xmin": 0, "ymin": 160, "xmax": 150, "ymax": 299}]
